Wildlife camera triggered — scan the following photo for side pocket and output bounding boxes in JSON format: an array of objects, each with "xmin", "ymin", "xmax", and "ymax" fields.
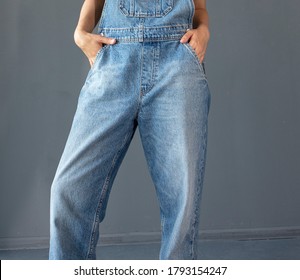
[
  {"xmin": 182, "ymin": 43, "xmax": 207, "ymax": 77},
  {"xmin": 202, "ymin": 61, "xmax": 206, "ymax": 75},
  {"xmin": 84, "ymin": 44, "xmax": 110, "ymax": 84},
  {"xmin": 91, "ymin": 44, "xmax": 109, "ymax": 70}
]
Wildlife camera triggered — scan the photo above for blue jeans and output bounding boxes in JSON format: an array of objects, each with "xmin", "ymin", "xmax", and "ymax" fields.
[{"xmin": 49, "ymin": 0, "xmax": 211, "ymax": 260}]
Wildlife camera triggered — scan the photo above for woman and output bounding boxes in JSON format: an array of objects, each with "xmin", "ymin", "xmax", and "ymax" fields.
[{"xmin": 49, "ymin": 0, "xmax": 211, "ymax": 260}]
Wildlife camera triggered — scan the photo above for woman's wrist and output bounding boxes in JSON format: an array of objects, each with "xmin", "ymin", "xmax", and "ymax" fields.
[
  {"xmin": 196, "ymin": 23, "xmax": 210, "ymax": 40},
  {"xmin": 74, "ymin": 28, "xmax": 89, "ymax": 48}
]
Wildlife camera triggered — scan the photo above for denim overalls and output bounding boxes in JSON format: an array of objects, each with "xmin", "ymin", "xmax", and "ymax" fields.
[{"xmin": 49, "ymin": 0, "xmax": 211, "ymax": 260}]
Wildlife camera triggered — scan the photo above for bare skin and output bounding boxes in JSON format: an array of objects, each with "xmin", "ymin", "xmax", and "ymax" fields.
[
  {"xmin": 74, "ymin": 0, "xmax": 210, "ymax": 67},
  {"xmin": 180, "ymin": 0, "xmax": 210, "ymax": 63},
  {"xmin": 74, "ymin": 0, "xmax": 115, "ymax": 67}
]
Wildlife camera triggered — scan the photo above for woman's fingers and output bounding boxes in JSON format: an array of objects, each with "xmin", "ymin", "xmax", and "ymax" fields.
[
  {"xmin": 182, "ymin": 29, "xmax": 208, "ymax": 63},
  {"xmin": 74, "ymin": 30, "xmax": 117, "ymax": 67},
  {"xmin": 189, "ymin": 41, "xmax": 205, "ymax": 62},
  {"xmin": 87, "ymin": 35, "xmax": 116, "ymax": 67}
]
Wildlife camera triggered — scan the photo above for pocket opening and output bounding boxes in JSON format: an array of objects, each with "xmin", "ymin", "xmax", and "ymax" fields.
[
  {"xmin": 183, "ymin": 42, "xmax": 207, "ymax": 78},
  {"xmin": 91, "ymin": 44, "xmax": 110, "ymax": 70}
]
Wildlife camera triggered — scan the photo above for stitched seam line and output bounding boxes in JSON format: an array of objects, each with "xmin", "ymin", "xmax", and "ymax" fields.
[
  {"xmin": 191, "ymin": 123, "xmax": 209, "ymax": 259},
  {"xmin": 101, "ymin": 24, "xmax": 190, "ymax": 31}
]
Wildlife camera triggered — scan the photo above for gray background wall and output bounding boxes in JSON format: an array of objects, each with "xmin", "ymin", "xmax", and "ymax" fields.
[{"xmin": 1, "ymin": 0, "xmax": 299, "ymax": 250}]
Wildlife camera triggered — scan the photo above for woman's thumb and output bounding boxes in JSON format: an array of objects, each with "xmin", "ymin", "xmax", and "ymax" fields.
[
  {"xmin": 180, "ymin": 29, "xmax": 192, "ymax": 43},
  {"xmin": 96, "ymin": 34, "xmax": 116, "ymax": 45}
]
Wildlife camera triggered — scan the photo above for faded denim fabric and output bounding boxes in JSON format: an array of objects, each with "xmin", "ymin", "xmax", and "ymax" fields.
[{"xmin": 49, "ymin": 0, "xmax": 211, "ymax": 260}]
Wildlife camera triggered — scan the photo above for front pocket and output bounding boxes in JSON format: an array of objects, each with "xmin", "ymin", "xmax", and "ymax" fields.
[
  {"xmin": 119, "ymin": 0, "xmax": 174, "ymax": 18},
  {"xmin": 183, "ymin": 43, "xmax": 206, "ymax": 76},
  {"xmin": 91, "ymin": 44, "xmax": 109, "ymax": 70}
]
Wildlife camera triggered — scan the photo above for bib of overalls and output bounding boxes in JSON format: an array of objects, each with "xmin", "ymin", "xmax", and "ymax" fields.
[{"xmin": 97, "ymin": 0, "xmax": 195, "ymax": 42}]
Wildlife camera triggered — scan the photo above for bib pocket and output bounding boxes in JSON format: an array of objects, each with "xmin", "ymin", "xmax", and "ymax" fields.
[{"xmin": 119, "ymin": 0, "xmax": 174, "ymax": 18}]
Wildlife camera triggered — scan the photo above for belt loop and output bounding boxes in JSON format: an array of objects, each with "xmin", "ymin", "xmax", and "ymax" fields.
[
  {"xmin": 138, "ymin": 19, "xmax": 145, "ymax": 42},
  {"xmin": 129, "ymin": 0, "xmax": 134, "ymax": 17},
  {"xmin": 155, "ymin": 0, "xmax": 160, "ymax": 17}
]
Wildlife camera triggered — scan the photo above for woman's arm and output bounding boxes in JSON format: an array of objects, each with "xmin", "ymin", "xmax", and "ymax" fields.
[
  {"xmin": 74, "ymin": 0, "xmax": 116, "ymax": 67},
  {"xmin": 193, "ymin": 0, "xmax": 209, "ymax": 30},
  {"xmin": 180, "ymin": 0, "xmax": 210, "ymax": 63}
]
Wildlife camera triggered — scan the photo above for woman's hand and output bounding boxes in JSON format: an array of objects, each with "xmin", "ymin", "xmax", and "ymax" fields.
[
  {"xmin": 74, "ymin": 29, "xmax": 116, "ymax": 67},
  {"xmin": 180, "ymin": 24, "xmax": 210, "ymax": 63}
]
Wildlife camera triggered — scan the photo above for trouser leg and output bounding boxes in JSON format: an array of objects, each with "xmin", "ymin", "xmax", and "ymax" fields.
[
  {"xmin": 138, "ymin": 41, "xmax": 211, "ymax": 259},
  {"xmin": 49, "ymin": 46, "xmax": 139, "ymax": 259}
]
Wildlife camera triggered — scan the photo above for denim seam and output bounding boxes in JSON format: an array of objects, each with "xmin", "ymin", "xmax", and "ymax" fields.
[
  {"xmin": 86, "ymin": 128, "xmax": 132, "ymax": 259},
  {"xmin": 115, "ymin": 36, "xmax": 182, "ymax": 43},
  {"xmin": 139, "ymin": 42, "xmax": 145, "ymax": 98},
  {"xmin": 98, "ymin": 24, "xmax": 192, "ymax": 43},
  {"xmin": 191, "ymin": 124, "xmax": 209, "ymax": 259},
  {"xmin": 152, "ymin": 42, "xmax": 160, "ymax": 91},
  {"xmin": 191, "ymin": 185, "xmax": 201, "ymax": 259},
  {"xmin": 140, "ymin": 43, "xmax": 160, "ymax": 95},
  {"xmin": 190, "ymin": 181, "xmax": 200, "ymax": 259},
  {"xmin": 190, "ymin": 220, "xmax": 196, "ymax": 259},
  {"xmin": 100, "ymin": 24, "xmax": 191, "ymax": 31}
]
